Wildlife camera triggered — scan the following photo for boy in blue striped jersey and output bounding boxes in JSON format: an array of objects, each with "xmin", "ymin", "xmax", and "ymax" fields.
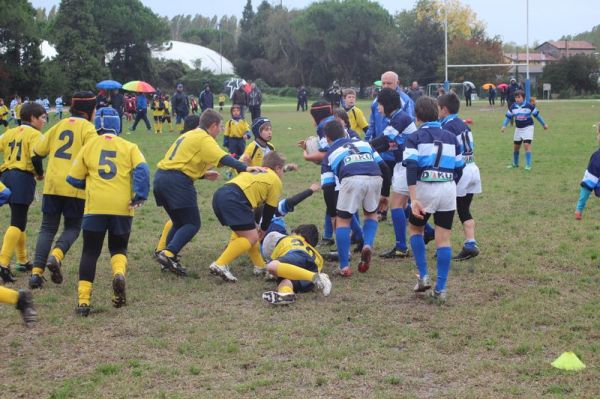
[
  {"xmin": 404, "ymin": 96, "xmax": 464, "ymax": 302},
  {"xmin": 501, "ymin": 90, "xmax": 548, "ymax": 170},
  {"xmin": 321, "ymin": 120, "xmax": 391, "ymax": 276},
  {"xmin": 575, "ymin": 123, "xmax": 600, "ymax": 220},
  {"xmin": 438, "ymin": 93, "xmax": 482, "ymax": 261}
]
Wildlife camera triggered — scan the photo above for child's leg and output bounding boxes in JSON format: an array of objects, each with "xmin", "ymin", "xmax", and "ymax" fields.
[
  {"xmin": 0, "ymin": 285, "xmax": 19, "ymax": 305},
  {"xmin": 432, "ymin": 211, "xmax": 454, "ymax": 293},
  {"xmin": 323, "ymin": 212, "xmax": 334, "ymax": 241},
  {"xmin": 32, "ymin": 212, "xmax": 61, "ymax": 276},
  {"xmin": 15, "ymin": 230, "xmax": 28, "ymax": 265},
  {"xmin": 156, "ymin": 219, "xmax": 173, "ymax": 253},
  {"xmin": 163, "ymin": 207, "xmax": 200, "ymax": 257},
  {"xmin": 456, "ymin": 194, "xmax": 476, "ymax": 244},
  {"xmin": 513, "ymin": 141, "xmax": 522, "ymax": 166},
  {"xmin": 108, "ymin": 229, "xmax": 130, "ymax": 308},
  {"xmin": 215, "ymin": 228, "xmax": 257, "ymax": 266},
  {"xmin": 408, "ymin": 218, "xmax": 428, "ymax": 280},
  {"xmin": 0, "ymin": 204, "xmax": 29, "ymax": 267},
  {"xmin": 390, "ymin": 193, "xmax": 409, "ymax": 251},
  {"xmin": 523, "ymin": 141, "xmax": 532, "ymax": 168},
  {"xmin": 335, "ymin": 216, "xmax": 352, "ymax": 270},
  {"xmin": 77, "ymin": 229, "xmax": 106, "ymax": 307}
]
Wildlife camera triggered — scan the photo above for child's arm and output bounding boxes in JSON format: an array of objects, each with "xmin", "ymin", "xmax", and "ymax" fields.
[
  {"xmin": 575, "ymin": 186, "xmax": 591, "ymax": 219},
  {"xmin": 532, "ymin": 108, "xmax": 548, "ymax": 129},
  {"xmin": 277, "ymin": 183, "xmax": 319, "ymax": 216},
  {"xmin": 500, "ymin": 111, "xmax": 512, "ymax": 131}
]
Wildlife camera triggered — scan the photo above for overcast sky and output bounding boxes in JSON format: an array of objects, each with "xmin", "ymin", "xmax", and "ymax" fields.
[{"xmin": 30, "ymin": 0, "xmax": 599, "ymax": 46}]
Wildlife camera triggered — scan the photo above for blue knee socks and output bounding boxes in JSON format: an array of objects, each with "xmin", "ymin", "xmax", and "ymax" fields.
[
  {"xmin": 525, "ymin": 151, "xmax": 532, "ymax": 167},
  {"xmin": 513, "ymin": 151, "xmax": 519, "ymax": 166},
  {"xmin": 391, "ymin": 208, "xmax": 407, "ymax": 251},
  {"xmin": 436, "ymin": 247, "xmax": 452, "ymax": 292},
  {"xmin": 335, "ymin": 226, "xmax": 351, "ymax": 269},
  {"xmin": 350, "ymin": 213, "xmax": 363, "ymax": 242},
  {"xmin": 323, "ymin": 212, "xmax": 333, "ymax": 240},
  {"xmin": 410, "ymin": 235, "xmax": 427, "ymax": 278},
  {"xmin": 362, "ymin": 219, "xmax": 378, "ymax": 248}
]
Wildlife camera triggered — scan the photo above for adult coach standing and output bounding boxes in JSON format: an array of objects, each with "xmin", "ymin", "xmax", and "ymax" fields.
[
  {"xmin": 248, "ymin": 83, "xmax": 262, "ymax": 121},
  {"xmin": 171, "ymin": 83, "xmax": 189, "ymax": 132},
  {"xmin": 199, "ymin": 84, "xmax": 214, "ymax": 112},
  {"xmin": 232, "ymin": 86, "xmax": 248, "ymax": 119},
  {"xmin": 407, "ymin": 81, "xmax": 423, "ymax": 103},
  {"xmin": 506, "ymin": 78, "xmax": 521, "ymax": 109}
]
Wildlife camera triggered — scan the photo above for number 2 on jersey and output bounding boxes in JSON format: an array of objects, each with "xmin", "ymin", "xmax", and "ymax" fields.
[{"xmin": 55, "ymin": 130, "xmax": 74, "ymax": 159}]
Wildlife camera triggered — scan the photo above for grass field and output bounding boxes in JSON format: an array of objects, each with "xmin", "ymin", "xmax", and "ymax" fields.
[{"xmin": 1, "ymin": 99, "xmax": 599, "ymax": 398}]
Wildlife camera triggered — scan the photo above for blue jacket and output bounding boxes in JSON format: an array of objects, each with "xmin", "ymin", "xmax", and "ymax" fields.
[
  {"xmin": 199, "ymin": 90, "xmax": 214, "ymax": 110},
  {"xmin": 136, "ymin": 94, "xmax": 147, "ymax": 112},
  {"xmin": 366, "ymin": 87, "xmax": 415, "ymax": 161}
]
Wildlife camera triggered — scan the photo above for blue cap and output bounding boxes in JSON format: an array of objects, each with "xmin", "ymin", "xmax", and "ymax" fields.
[{"xmin": 94, "ymin": 107, "xmax": 121, "ymax": 135}]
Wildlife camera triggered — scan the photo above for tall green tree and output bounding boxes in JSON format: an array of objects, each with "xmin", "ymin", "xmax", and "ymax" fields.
[
  {"xmin": 91, "ymin": 0, "xmax": 169, "ymax": 83},
  {"xmin": 51, "ymin": 0, "xmax": 108, "ymax": 92},
  {"xmin": 543, "ymin": 54, "xmax": 598, "ymax": 94},
  {"xmin": 0, "ymin": 0, "xmax": 43, "ymax": 98}
]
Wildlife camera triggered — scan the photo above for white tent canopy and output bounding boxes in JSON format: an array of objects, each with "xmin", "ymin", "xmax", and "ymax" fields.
[{"xmin": 40, "ymin": 40, "xmax": 235, "ymax": 75}]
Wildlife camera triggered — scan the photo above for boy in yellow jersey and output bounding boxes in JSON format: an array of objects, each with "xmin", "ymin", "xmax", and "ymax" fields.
[
  {"xmin": 0, "ymin": 180, "xmax": 37, "ymax": 326},
  {"xmin": 0, "ymin": 99, "xmax": 9, "ymax": 131},
  {"xmin": 241, "ymin": 117, "xmax": 274, "ymax": 167},
  {"xmin": 28, "ymin": 92, "xmax": 98, "ymax": 289},
  {"xmin": 151, "ymin": 95, "xmax": 164, "ymax": 134},
  {"xmin": 209, "ymin": 151, "xmax": 285, "ymax": 282},
  {"xmin": 343, "ymin": 89, "xmax": 368, "ymax": 138},
  {"xmin": 162, "ymin": 95, "xmax": 174, "ymax": 132},
  {"xmin": 153, "ymin": 109, "xmax": 264, "ymax": 276},
  {"xmin": 218, "ymin": 93, "xmax": 226, "ymax": 112},
  {"xmin": 67, "ymin": 107, "xmax": 150, "ymax": 316},
  {"xmin": 261, "ymin": 224, "xmax": 331, "ymax": 304},
  {"xmin": 0, "ymin": 103, "xmax": 46, "ymax": 283},
  {"xmin": 223, "ymin": 104, "xmax": 251, "ymax": 159}
]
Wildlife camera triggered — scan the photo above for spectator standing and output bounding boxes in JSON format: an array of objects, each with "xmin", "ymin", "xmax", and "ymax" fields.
[
  {"xmin": 506, "ymin": 78, "xmax": 522, "ymax": 110},
  {"xmin": 488, "ymin": 87, "xmax": 496, "ymax": 108},
  {"xmin": 171, "ymin": 83, "xmax": 190, "ymax": 132},
  {"xmin": 407, "ymin": 81, "xmax": 423, "ymax": 103},
  {"xmin": 248, "ymin": 83, "xmax": 262, "ymax": 121},
  {"xmin": 326, "ymin": 81, "xmax": 342, "ymax": 107},
  {"xmin": 464, "ymin": 85, "xmax": 473, "ymax": 107},
  {"xmin": 199, "ymin": 85, "xmax": 214, "ymax": 112},
  {"xmin": 297, "ymin": 86, "xmax": 308, "ymax": 112},
  {"xmin": 232, "ymin": 86, "xmax": 248, "ymax": 119},
  {"xmin": 131, "ymin": 93, "xmax": 151, "ymax": 132},
  {"xmin": 110, "ymin": 89, "xmax": 124, "ymax": 133}
]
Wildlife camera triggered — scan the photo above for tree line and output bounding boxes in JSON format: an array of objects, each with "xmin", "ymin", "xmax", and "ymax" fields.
[{"xmin": 0, "ymin": 0, "xmax": 596, "ymax": 100}]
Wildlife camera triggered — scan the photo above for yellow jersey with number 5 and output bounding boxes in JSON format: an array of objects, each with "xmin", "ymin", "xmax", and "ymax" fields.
[
  {"xmin": 34, "ymin": 117, "xmax": 98, "ymax": 199},
  {"xmin": 157, "ymin": 128, "xmax": 227, "ymax": 180},
  {"xmin": 69, "ymin": 134, "xmax": 146, "ymax": 216},
  {"xmin": 270, "ymin": 235, "xmax": 323, "ymax": 272},
  {"xmin": 0, "ymin": 124, "xmax": 41, "ymax": 173}
]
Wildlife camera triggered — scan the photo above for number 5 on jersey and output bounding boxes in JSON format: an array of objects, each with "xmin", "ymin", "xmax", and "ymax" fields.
[{"xmin": 99, "ymin": 150, "xmax": 117, "ymax": 179}]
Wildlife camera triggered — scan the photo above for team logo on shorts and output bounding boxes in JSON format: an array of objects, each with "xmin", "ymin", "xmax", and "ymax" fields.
[{"xmin": 421, "ymin": 170, "xmax": 453, "ymax": 182}]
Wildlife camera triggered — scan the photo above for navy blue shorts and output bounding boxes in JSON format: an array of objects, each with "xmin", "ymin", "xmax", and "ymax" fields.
[
  {"xmin": 82, "ymin": 215, "xmax": 132, "ymax": 235},
  {"xmin": 227, "ymin": 137, "xmax": 246, "ymax": 158},
  {"xmin": 277, "ymin": 251, "xmax": 318, "ymax": 293},
  {"xmin": 212, "ymin": 184, "xmax": 255, "ymax": 230},
  {"xmin": 153, "ymin": 169, "xmax": 197, "ymax": 210},
  {"xmin": 0, "ymin": 169, "xmax": 35, "ymax": 205},
  {"xmin": 42, "ymin": 194, "xmax": 85, "ymax": 218}
]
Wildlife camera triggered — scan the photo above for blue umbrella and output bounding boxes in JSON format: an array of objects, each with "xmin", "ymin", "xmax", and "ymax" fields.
[{"xmin": 96, "ymin": 80, "xmax": 122, "ymax": 90}]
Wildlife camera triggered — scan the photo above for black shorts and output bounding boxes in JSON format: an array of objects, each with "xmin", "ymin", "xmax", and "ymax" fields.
[
  {"xmin": 409, "ymin": 210, "xmax": 455, "ymax": 230},
  {"xmin": 82, "ymin": 214, "xmax": 132, "ymax": 235},
  {"xmin": 277, "ymin": 251, "xmax": 318, "ymax": 293},
  {"xmin": 212, "ymin": 184, "xmax": 255, "ymax": 230},
  {"xmin": 1, "ymin": 169, "xmax": 36, "ymax": 205},
  {"xmin": 42, "ymin": 194, "xmax": 85, "ymax": 218},
  {"xmin": 514, "ymin": 140, "xmax": 532, "ymax": 145},
  {"xmin": 153, "ymin": 169, "xmax": 197, "ymax": 210}
]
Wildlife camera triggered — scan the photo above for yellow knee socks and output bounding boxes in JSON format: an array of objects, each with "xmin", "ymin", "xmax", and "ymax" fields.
[
  {"xmin": 249, "ymin": 241, "xmax": 265, "ymax": 269},
  {"xmin": 111, "ymin": 254, "xmax": 127, "ymax": 277},
  {"xmin": 16, "ymin": 231, "xmax": 27, "ymax": 264},
  {"xmin": 0, "ymin": 226, "xmax": 22, "ymax": 266},
  {"xmin": 156, "ymin": 220, "xmax": 173, "ymax": 252},
  {"xmin": 216, "ymin": 236, "xmax": 252, "ymax": 265},
  {"xmin": 78, "ymin": 280, "xmax": 93, "ymax": 306},
  {"xmin": 275, "ymin": 262, "xmax": 315, "ymax": 282},
  {"xmin": 0, "ymin": 286, "xmax": 19, "ymax": 305}
]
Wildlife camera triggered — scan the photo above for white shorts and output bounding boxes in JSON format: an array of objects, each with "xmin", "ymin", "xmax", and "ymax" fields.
[
  {"xmin": 337, "ymin": 175, "xmax": 383, "ymax": 215},
  {"xmin": 391, "ymin": 163, "xmax": 409, "ymax": 195},
  {"xmin": 416, "ymin": 181, "xmax": 456, "ymax": 213},
  {"xmin": 456, "ymin": 163, "xmax": 482, "ymax": 197},
  {"xmin": 514, "ymin": 125, "xmax": 534, "ymax": 142}
]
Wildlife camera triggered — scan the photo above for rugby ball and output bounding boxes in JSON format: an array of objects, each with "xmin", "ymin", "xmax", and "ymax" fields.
[{"xmin": 305, "ymin": 135, "xmax": 320, "ymax": 156}]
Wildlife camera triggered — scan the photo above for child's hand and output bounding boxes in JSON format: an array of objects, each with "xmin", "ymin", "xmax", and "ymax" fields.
[
  {"xmin": 378, "ymin": 196, "xmax": 389, "ymax": 213},
  {"xmin": 35, "ymin": 174, "xmax": 44, "ymax": 181},
  {"xmin": 297, "ymin": 140, "xmax": 307, "ymax": 150},
  {"xmin": 543, "ymin": 124, "xmax": 549, "ymax": 130},
  {"xmin": 283, "ymin": 163, "xmax": 298, "ymax": 172},
  {"xmin": 309, "ymin": 183, "xmax": 320, "ymax": 192},
  {"xmin": 575, "ymin": 211, "xmax": 582, "ymax": 220},
  {"xmin": 500, "ymin": 126, "xmax": 506, "ymax": 133},
  {"xmin": 247, "ymin": 166, "xmax": 268, "ymax": 173},
  {"xmin": 129, "ymin": 198, "xmax": 145, "ymax": 209},
  {"xmin": 411, "ymin": 200, "xmax": 426, "ymax": 220}
]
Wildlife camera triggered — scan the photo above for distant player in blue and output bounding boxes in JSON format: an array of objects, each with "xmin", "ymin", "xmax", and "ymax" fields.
[
  {"xmin": 501, "ymin": 90, "xmax": 549, "ymax": 170},
  {"xmin": 55, "ymin": 96, "xmax": 63, "ymax": 120},
  {"xmin": 369, "ymin": 88, "xmax": 417, "ymax": 259},
  {"xmin": 321, "ymin": 120, "xmax": 391, "ymax": 276},
  {"xmin": 575, "ymin": 123, "xmax": 600, "ymax": 220},
  {"xmin": 439, "ymin": 93, "xmax": 482, "ymax": 261},
  {"xmin": 404, "ymin": 96, "xmax": 464, "ymax": 302}
]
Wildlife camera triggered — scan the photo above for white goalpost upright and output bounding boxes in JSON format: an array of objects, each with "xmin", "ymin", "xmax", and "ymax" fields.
[{"xmin": 443, "ymin": 0, "xmax": 532, "ymax": 101}]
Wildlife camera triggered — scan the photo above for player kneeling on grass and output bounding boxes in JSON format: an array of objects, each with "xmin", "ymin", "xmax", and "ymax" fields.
[
  {"xmin": 210, "ymin": 152, "xmax": 285, "ymax": 282},
  {"xmin": 438, "ymin": 93, "xmax": 482, "ymax": 261},
  {"xmin": 405, "ymin": 97, "xmax": 464, "ymax": 302},
  {"xmin": 321, "ymin": 119, "xmax": 391, "ymax": 276},
  {"xmin": 67, "ymin": 107, "xmax": 150, "ymax": 316},
  {"xmin": 575, "ymin": 122, "xmax": 600, "ymax": 220},
  {"xmin": 0, "ymin": 181, "xmax": 37, "ymax": 326},
  {"xmin": 261, "ymin": 224, "xmax": 331, "ymax": 305},
  {"xmin": 501, "ymin": 90, "xmax": 548, "ymax": 170}
]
